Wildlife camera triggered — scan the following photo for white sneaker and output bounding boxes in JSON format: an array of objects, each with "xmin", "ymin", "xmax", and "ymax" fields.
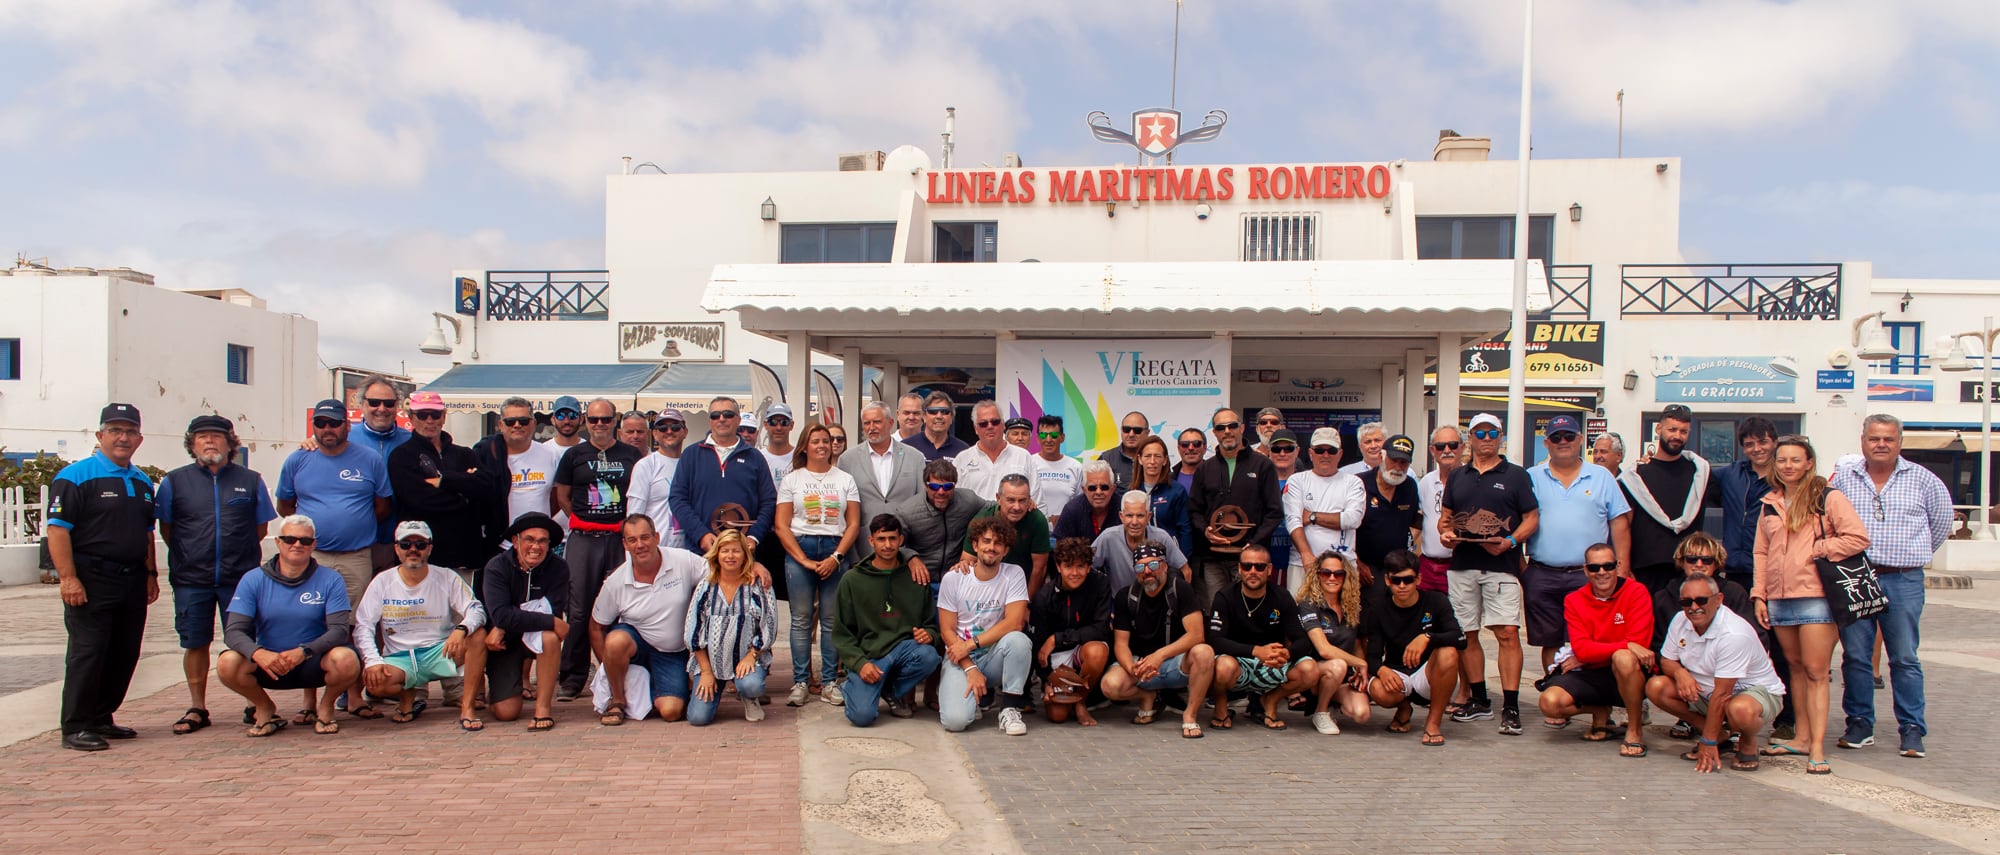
[
  {"xmin": 1312, "ymin": 712, "xmax": 1340, "ymax": 735},
  {"xmin": 787, "ymin": 684, "xmax": 810, "ymax": 707},
  {"xmin": 823, "ymin": 684, "xmax": 845, "ymax": 707},
  {"xmin": 743, "ymin": 696, "xmax": 766, "ymax": 722},
  {"xmin": 999, "ymin": 707, "xmax": 1027, "ymax": 736}
]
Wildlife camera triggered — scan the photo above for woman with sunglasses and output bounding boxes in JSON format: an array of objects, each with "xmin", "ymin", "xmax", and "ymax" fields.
[
  {"xmin": 774, "ymin": 424, "xmax": 862, "ymax": 707},
  {"xmin": 1131, "ymin": 435, "xmax": 1192, "ymax": 557},
  {"xmin": 1650, "ymin": 532, "xmax": 1760, "ymax": 741},
  {"xmin": 1294, "ymin": 551, "xmax": 1371, "ymax": 735},
  {"xmin": 1751, "ymin": 436, "xmax": 1868, "ymax": 774}
]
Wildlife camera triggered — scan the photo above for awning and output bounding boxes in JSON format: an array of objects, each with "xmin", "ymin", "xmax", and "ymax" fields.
[
  {"xmin": 1901, "ymin": 430, "xmax": 1966, "ymax": 451},
  {"xmin": 421, "ymin": 363, "xmax": 664, "ymax": 413}
]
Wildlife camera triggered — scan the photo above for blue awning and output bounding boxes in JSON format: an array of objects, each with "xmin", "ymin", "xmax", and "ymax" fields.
[{"xmin": 423, "ymin": 363, "xmax": 662, "ymax": 396}]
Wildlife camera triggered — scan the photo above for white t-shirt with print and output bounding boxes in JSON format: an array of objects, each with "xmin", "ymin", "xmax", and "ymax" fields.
[
  {"xmin": 778, "ymin": 465, "xmax": 861, "ymax": 539},
  {"xmin": 1030, "ymin": 454, "xmax": 1085, "ymax": 516},
  {"xmin": 936, "ymin": 562, "xmax": 1029, "ymax": 640},
  {"xmin": 506, "ymin": 442, "xmax": 562, "ymax": 524}
]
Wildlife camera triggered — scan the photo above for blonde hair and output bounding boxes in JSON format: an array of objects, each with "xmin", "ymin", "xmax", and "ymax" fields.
[
  {"xmin": 1766, "ymin": 435, "xmax": 1829, "ymax": 533},
  {"xmin": 1293, "ymin": 551, "xmax": 1361, "ymax": 628},
  {"xmin": 703, "ymin": 529, "xmax": 756, "ymax": 585},
  {"xmin": 1673, "ymin": 531, "xmax": 1728, "ymax": 567}
]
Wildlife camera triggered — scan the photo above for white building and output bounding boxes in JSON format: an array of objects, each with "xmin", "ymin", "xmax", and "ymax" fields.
[
  {"xmin": 0, "ymin": 265, "xmax": 320, "ymax": 472},
  {"xmin": 426, "ymin": 128, "xmax": 1996, "ymax": 532}
]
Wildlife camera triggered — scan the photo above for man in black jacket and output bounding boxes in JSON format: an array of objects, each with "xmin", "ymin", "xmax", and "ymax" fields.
[
  {"xmin": 1188, "ymin": 408, "xmax": 1282, "ymax": 612},
  {"xmin": 1205, "ymin": 543, "xmax": 1319, "ymax": 731},
  {"xmin": 478, "ymin": 513, "xmax": 570, "ymax": 730},
  {"xmin": 387, "ymin": 392, "xmax": 494, "ymax": 574},
  {"xmin": 1363, "ymin": 550, "xmax": 1466, "ymax": 746},
  {"xmin": 1028, "ymin": 538, "xmax": 1112, "ymax": 726}
]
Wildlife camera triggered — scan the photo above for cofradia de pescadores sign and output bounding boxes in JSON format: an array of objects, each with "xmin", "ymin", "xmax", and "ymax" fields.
[
  {"xmin": 999, "ymin": 339, "xmax": 1230, "ymax": 458},
  {"xmin": 1654, "ymin": 356, "xmax": 1800, "ymax": 403}
]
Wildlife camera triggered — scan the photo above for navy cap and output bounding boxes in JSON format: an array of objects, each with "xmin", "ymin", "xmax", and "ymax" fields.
[
  {"xmin": 551, "ymin": 395, "xmax": 582, "ymax": 417},
  {"xmin": 1384, "ymin": 434, "xmax": 1416, "ymax": 462},
  {"xmin": 187, "ymin": 414, "xmax": 234, "ymax": 435},
  {"xmin": 312, "ymin": 399, "xmax": 348, "ymax": 420},
  {"xmin": 1544, "ymin": 415, "xmax": 1582, "ymax": 436},
  {"xmin": 1004, "ymin": 417, "xmax": 1032, "ymax": 431},
  {"xmin": 99, "ymin": 403, "xmax": 141, "ymax": 427}
]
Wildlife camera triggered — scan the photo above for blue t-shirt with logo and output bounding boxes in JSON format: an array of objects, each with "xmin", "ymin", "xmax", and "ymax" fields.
[
  {"xmin": 226, "ymin": 565, "xmax": 352, "ymax": 653},
  {"xmin": 275, "ymin": 444, "xmax": 392, "ymax": 552}
]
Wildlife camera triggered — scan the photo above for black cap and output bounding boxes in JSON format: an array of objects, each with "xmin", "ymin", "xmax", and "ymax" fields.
[
  {"xmin": 1003, "ymin": 417, "xmax": 1032, "ymax": 431},
  {"xmin": 505, "ymin": 512, "xmax": 565, "ymax": 547},
  {"xmin": 312, "ymin": 399, "xmax": 348, "ymax": 420},
  {"xmin": 99, "ymin": 403, "xmax": 141, "ymax": 427},
  {"xmin": 1384, "ymin": 434, "xmax": 1415, "ymax": 462},
  {"xmin": 187, "ymin": 414, "xmax": 233, "ymax": 435},
  {"xmin": 1267, "ymin": 429, "xmax": 1299, "ymax": 447}
]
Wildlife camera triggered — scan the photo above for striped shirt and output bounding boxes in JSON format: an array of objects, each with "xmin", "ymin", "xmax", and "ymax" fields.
[
  {"xmin": 682, "ymin": 578, "xmax": 779, "ymax": 679},
  {"xmin": 1829, "ymin": 457, "xmax": 1952, "ymax": 569}
]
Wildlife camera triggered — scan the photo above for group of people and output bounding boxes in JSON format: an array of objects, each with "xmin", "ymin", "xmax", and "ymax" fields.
[{"xmin": 52, "ymin": 382, "xmax": 1946, "ymax": 776}]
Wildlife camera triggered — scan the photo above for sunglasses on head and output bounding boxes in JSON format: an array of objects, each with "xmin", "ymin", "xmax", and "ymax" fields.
[
  {"xmin": 1316, "ymin": 568, "xmax": 1347, "ymax": 579},
  {"xmin": 709, "ymin": 410, "xmax": 738, "ymax": 420},
  {"xmin": 1121, "ymin": 425, "xmax": 1148, "ymax": 434},
  {"xmin": 1679, "ymin": 594, "xmax": 1716, "ymax": 608},
  {"xmin": 924, "ymin": 406, "xmax": 952, "ymax": 415},
  {"xmin": 1238, "ymin": 561, "xmax": 1271, "ymax": 572},
  {"xmin": 585, "ymin": 416, "xmax": 616, "ymax": 425},
  {"xmin": 1432, "ymin": 441, "xmax": 1462, "ymax": 451},
  {"xmin": 411, "ymin": 411, "xmax": 444, "ymax": 421},
  {"xmin": 396, "ymin": 539, "xmax": 431, "ymax": 550},
  {"xmin": 276, "ymin": 535, "xmax": 315, "ymax": 546},
  {"xmin": 925, "ymin": 481, "xmax": 956, "ymax": 492},
  {"xmin": 1386, "ymin": 574, "xmax": 1419, "ymax": 586},
  {"xmin": 1179, "ymin": 440, "xmax": 1205, "ymax": 449},
  {"xmin": 1682, "ymin": 555, "xmax": 1717, "ymax": 565},
  {"xmin": 501, "ymin": 417, "xmax": 534, "ymax": 427},
  {"xmin": 976, "ymin": 419, "xmax": 1004, "ymax": 429},
  {"xmin": 1212, "ymin": 421, "xmax": 1242, "ymax": 432},
  {"xmin": 1470, "ymin": 429, "xmax": 1501, "ymax": 440},
  {"xmin": 363, "ymin": 397, "xmax": 398, "ymax": 409},
  {"xmin": 312, "ymin": 418, "xmax": 344, "ymax": 429},
  {"xmin": 1585, "ymin": 562, "xmax": 1619, "ymax": 574}
]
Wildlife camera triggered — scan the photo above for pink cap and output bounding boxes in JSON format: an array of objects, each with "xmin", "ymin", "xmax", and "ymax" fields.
[{"xmin": 408, "ymin": 391, "xmax": 446, "ymax": 412}]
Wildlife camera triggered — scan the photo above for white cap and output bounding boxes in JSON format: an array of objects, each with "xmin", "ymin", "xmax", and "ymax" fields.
[
  {"xmin": 1468, "ymin": 413, "xmax": 1503, "ymax": 431},
  {"xmin": 393, "ymin": 520, "xmax": 433, "ymax": 541},
  {"xmin": 740, "ymin": 410, "xmax": 760, "ymax": 430},
  {"xmin": 1309, "ymin": 427, "xmax": 1342, "ymax": 448}
]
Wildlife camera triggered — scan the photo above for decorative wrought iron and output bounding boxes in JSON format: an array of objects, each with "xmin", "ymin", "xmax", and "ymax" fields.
[
  {"xmin": 485, "ymin": 270, "xmax": 610, "ymax": 321},
  {"xmin": 1620, "ymin": 263, "xmax": 1841, "ymax": 320},
  {"xmin": 1541, "ymin": 264, "xmax": 1592, "ymax": 318}
]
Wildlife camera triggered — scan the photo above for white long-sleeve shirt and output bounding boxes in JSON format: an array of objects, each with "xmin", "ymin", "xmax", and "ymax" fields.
[
  {"xmin": 352, "ymin": 565, "xmax": 486, "ymax": 667},
  {"xmin": 1282, "ymin": 469, "xmax": 1366, "ymax": 565},
  {"xmin": 626, "ymin": 451, "xmax": 683, "ymax": 548}
]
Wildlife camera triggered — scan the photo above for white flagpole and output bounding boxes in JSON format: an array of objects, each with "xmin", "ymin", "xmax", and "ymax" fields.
[{"xmin": 1506, "ymin": 0, "xmax": 1534, "ymax": 461}]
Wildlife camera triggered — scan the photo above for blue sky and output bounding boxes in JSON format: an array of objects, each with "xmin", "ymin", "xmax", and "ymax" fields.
[{"xmin": 3, "ymin": 0, "xmax": 1996, "ymax": 370}]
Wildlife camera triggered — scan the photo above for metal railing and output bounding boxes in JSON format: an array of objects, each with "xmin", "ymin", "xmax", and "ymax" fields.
[
  {"xmin": 1620, "ymin": 263, "xmax": 1841, "ymax": 320},
  {"xmin": 1540, "ymin": 263, "xmax": 1592, "ymax": 318},
  {"xmin": 485, "ymin": 270, "xmax": 610, "ymax": 321}
]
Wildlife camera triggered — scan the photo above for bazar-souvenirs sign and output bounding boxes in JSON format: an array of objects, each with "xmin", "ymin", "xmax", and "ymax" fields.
[
  {"xmin": 1423, "ymin": 322, "xmax": 1606, "ymax": 384},
  {"xmin": 1655, "ymin": 356, "xmax": 1799, "ymax": 404},
  {"xmin": 1000, "ymin": 339, "xmax": 1230, "ymax": 459},
  {"xmin": 926, "ymin": 164, "xmax": 1392, "ymax": 205},
  {"xmin": 617, "ymin": 322, "xmax": 726, "ymax": 363}
]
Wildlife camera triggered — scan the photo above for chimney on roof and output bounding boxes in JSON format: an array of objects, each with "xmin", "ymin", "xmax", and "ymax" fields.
[{"xmin": 1433, "ymin": 129, "xmax": 1491, "ymax": 162}]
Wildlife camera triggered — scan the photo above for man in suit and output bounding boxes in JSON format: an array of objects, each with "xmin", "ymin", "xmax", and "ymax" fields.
[{"xmin": 840, "ymin": 402, "xmax": 924, "ymax": 560}]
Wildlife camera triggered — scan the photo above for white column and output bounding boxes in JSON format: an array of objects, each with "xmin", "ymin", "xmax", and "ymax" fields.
[
  {"xmin": 1403, "ymin": 347, "xmax": 1428, "ymax": 475},
  {"xmin": 1379, "ymin": 363, "xmax": 1401, "ymax": 436},
  {"xmin": 842, "ymin": 347, "xmax": 864, "ymax": 439},
  {"xmin": 1437, "ymin": 332, "xmax": 1462, "ymax": 436},
  {"xmin": 881, "ymin": 360, "xmax": 903, "ymax": 404},
  {"xmin": 785, "ymin": 334, "xmax": 811, "ymax": 423}
]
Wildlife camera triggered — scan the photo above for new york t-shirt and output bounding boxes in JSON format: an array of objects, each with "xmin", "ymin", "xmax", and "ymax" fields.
[{"xmin": 506, "ymin": 442, "xmax": 562, "ymax": 524}]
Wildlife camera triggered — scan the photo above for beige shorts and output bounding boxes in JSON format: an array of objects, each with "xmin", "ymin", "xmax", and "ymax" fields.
[
  {"xmin": 1689, "ymin": 684, "xmax": 1783, "ymax": 723},
  {"xmin": 1448, "ymin": 569, "xmax": 1523, "ymax": 630}
]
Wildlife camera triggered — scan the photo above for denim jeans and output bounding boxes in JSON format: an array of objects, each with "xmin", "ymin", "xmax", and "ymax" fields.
[
  {"xmin": 785, "ymin": 534, "xmax": 847, "ymax": 684},
  {"xmin": 1840, "ymin": 568, "xmax": 1926, "ymax": 737},
  {"xmin": 842, "ymin": 639, "xmax": 943, "ymax": 727},
  {"xmin": 938, "ymin": 631, "xmax": 1031, "ymax": 732},
  {"xmin": 687, "ymin": 664, "xmax": 769, "ymax": 727}
]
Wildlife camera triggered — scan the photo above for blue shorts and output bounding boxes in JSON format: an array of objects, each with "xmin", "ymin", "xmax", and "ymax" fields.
[
  {"xmin": 1136, "ymin": 653, "xmax": 1190, "ymax": 692},
  {"xmin": 612, "ymin": 624, "xmax": 691, "ymax": 702},
  {"xmin": 1767, "ymin": 596, "xmax": 1833, "ymax": 627},
  {"xmin": 173, "ymin": 582, "xmax": 238, "ymax": 649}
]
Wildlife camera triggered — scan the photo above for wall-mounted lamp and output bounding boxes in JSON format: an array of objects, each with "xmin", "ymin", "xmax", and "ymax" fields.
[
  {"xmin": 1851, "ymin": 310, "xmax": 1898, "ymax": 360},
  {"xmin": 1105, "ymin": 200, "xmax": 1116, "ymax": 218},
  {"xmin": 1622, "ymin": 370, "xmax": 1639, "ymax": 391},
  {"xmin": 1569, "ymin": 203, "xmax": 1583, "ymax": 223},
  {"xmin": 1194, "ymin": 203, "xmax": 1211, "ymax": 220},
  {"xmin": 1900, "ymin": 290, "xmax": 1913, "ymax": 312},
  {"xmin": 759, "ymin": 197, "xmax": 776, "ymax": 221}
]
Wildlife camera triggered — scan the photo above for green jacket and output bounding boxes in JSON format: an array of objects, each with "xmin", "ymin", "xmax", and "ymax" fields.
[{"xmin": 833, "ymin": 557, "xmax": 939, "ymax": 673}]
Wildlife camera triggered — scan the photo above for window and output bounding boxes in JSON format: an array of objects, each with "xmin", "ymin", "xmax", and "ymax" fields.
[
  {"xmin": 934, "ymin": 222, "xmax": 998, "ymax": 262},
  {"xmin": 0, "ymin": 338, "xmax": 17, "ymax": 380},
  {"xmin": 1242, "ymin": 214, "xmax": 1317, "ymax": 261},
  {"xmin": 780, "ymin": 223, "xmax": 896, "ymax": 263},
  {"xmin": 1416, "ymin": 215, "xmax": 1554, "ymax": 263},
  {"xmin": 226, "ymin": 344, "xmax": 252, "ymax": 385},
  {"xmin": 1875, "ymin": 321, "xmax": 1926, "ymax": 375}
]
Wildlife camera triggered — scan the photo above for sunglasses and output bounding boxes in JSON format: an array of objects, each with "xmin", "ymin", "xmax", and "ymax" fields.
[
  {"xmin": 1120, "ymin": 425, "xmax": 1148, "ymax": 434},
  {"xmin": 1432, "ymin": 441, "xmax": 1462, "ymax": 451},
  {"xmin": 1136, "ymin": 559, "xmax": 1165, "ymax": 573},
  {"xmin": 737, "ymin": 425, "xmax": 758, "ymax": 434},
  {"xmin": 501, "ymin": 417, "xmax": 535, "ymax": 427},
  {"xmin": 1679, "ymin": 594, "xmax": 1717, "ymax": 608},
  {"xmin": 655, "ymin": 423, "xmax": 685, "ymax": 432},
  {"xmin": 1084, "ymin": 484, "xmax": 1114, "ymax": 492},
  {"xmin": 765, "ymin": 417, "xmax": 792, "ymax": 427},
  {"xmin": 1470, "ymin": 429, "xmax": 1501, "ymax": 440},
  {"xmin": 396, "ymin": 539, "xmax": 432, "ymax": 551},
  {"xmin": 1179, "ymin": 440, "xmax": 1206, "ymax": 449},
  {"xmin": 1310, "ymin": 446, "xmax": 1339, "ymax": 455},
  {"xmin": 552, "ymin": 411, "xmax": 580, "ymax": 420},
  {"xmin": 976, "ymin": 419, "xmax": 1005, "ymax": 429},
  {"xmin": 363, "ymin": 397, "xmax": 398, "ymax": 409},
  {"xmin": 1386, "ymin": 574, "xmax": 1420, "ymax": 586},
  {"xmin": 411, "ymin": 411, "xmax": 444, "ymax": 421},
  {"xmin": 925, "ymin": 481, "xmax": 956, "ymax": 492},
  {"xmin": 1316, "ymin": 568, "xmax": 1348, "ymax": 579},
  {"xmin": 1038, "ymin": 431, "xmax": 1062, "ymax": 440},
  {"xmin": 1269, "ymin": 445, "xmax": 1297, "ymax": 453},
  {"xmin": 827, "ymin": 433, "xmax": 846, "ymax": 442},
  {"xmin": 312, "ymin": 418, "xmax": 344, "ymax": 429},
  {"xmin": 1257, "ymin": 418, "xmax": 1283, "ymax": 426},
  {"xmin": 709, "ymin": 410, "xmax": 739, "ymax": 420},
  {"xmin": 276, "ymin": 535, "xmax": 315, "ymax": 546},
  {"xmin": 1238, "ymin": 561, "xmax": 1272, "ymax": 572},
  {"xmin": 1585, "ymin": 562, "xmax": 1619, "ymax": 574},
  {"xmin": 1212, "ymin": 421, "xmax": 1242, "ymax": 432},
  {"xmin": 1682, "ymin": 555, "xmax": 1717, "ymax": 566},
  {"xmin": 585, "ymin": 416, "xmax": 616, "ymax": 425},
  {"xmin": 1547, "ymin": 432, "xmax": 1579, "ymax": 443},
  {"xmin": 924, "ymin": 406, "xmax": 952, "ymax": 415}
]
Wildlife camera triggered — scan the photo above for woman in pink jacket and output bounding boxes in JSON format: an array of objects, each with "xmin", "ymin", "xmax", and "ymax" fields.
[{"xmin": 1752, "ymin": 435, "xmax": 1868, "ymax": 774}]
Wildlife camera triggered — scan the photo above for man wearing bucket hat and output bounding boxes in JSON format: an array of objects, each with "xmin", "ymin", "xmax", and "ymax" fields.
[{"xmin": 479, "ymin": 512, "xmax": 570, "ymax": 730}]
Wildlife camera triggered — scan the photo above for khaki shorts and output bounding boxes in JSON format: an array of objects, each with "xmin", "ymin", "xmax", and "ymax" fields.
[
  {"xmin": 1690, "ymin": 684, "xmax": 1783, "ymax": 724},
  {"xmin": 313, "ymin": 548, "xmax": 375, "ymax": 610},
  {"xmin": 1448, "ymin": 569, "xmax": 1523, "ymax": 630}
]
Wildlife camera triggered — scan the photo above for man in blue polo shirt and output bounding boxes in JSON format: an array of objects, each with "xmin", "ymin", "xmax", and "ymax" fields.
[
  {"xmin": 1525, "ymin": 415, "xmax": 1632, "ymax": 684},
  {"xmin": 277, "ymin": 400, "xmax": 392, "ymax": 611},
  {"xmin": 50, "ymin": 404, "xmax": 159, "ymax": 751},
  {"xmin": 156, "ymin": 414, "xmax": 277, "ymax": 735}
]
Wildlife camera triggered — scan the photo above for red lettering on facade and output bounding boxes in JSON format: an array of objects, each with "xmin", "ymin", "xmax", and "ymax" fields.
[
  {"xmin": 1046, "ymin": 170, "xmax": 1077, "ymax": 202},
  {"xmin": 1215, "ymin": 167, "xmax": 1234, "ymax": 200},
  {"xmin": 1366, "ymin": 164, "xmax": 1391, "ymax": 198},
  {"xmin": 1246, "ymin": 166, "xmax": 1269, "ymax": 199}
]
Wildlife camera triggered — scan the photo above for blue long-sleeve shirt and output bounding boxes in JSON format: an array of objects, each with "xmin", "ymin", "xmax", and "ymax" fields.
[
  {"xmin": 1712, "ymin": 459, "xmax": 1768, "ymax": 578},
  {"xmin": 669, "ymin": 441, "xmax": 777, "ymax": 546}
]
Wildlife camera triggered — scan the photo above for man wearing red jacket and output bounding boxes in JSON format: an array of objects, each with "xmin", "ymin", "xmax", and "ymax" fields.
[{"xmin": 1538, "ymin": 542, "xmax": 1655, "ymax": 757}]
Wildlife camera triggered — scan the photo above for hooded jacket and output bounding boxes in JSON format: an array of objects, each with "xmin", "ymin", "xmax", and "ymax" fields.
[
  {"xmin": 1027, "ymin": 569, "xmax": 1113, "ymax": 655},
  {"xmin": 221, "ymin": 556, "xmax": 351, "ymax": 660},
  {"xmin": 387, "ymin": 430, "xmax": 496, "ymax": 569},
  {"xmin": 832, "ymin": 555, "xmax": 939, "ymax": 672}
]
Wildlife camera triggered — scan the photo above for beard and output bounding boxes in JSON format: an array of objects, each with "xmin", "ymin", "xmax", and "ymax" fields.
[
  {"xmin": 195, "ymin": 449, "xmax": 229, "ymax": 467},
  {"xmin": 1660, "ymin": 436, "xmax": 1685, "ymax": 457},
  {"xmin": 1140, "ymin": 575, "xmax": 1166, "ymax": 596},
  {"xmin": 1380, "ymin": 468, "xmax": 1409, "ymax": 486}
]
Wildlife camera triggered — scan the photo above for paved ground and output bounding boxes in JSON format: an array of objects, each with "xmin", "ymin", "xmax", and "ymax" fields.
[{"xmin": 2, "ymin": 575, "xmax": 1997, "ymax": 853}]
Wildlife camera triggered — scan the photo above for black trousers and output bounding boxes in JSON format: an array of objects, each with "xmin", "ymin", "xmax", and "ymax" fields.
[
  {"xmin": 559, "ymin": 531, "xmax": 622, "ymax": 689},
  {"xmin": 61, "ymin": 560, "xmax": 150, "ymax": 735}
]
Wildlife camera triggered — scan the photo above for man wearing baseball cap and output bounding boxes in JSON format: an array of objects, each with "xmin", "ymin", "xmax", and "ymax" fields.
[
  {"xmin": 1354, "ymin": 435, "xmax": 1424, "ymax": 577},
  {"xmin": 156, "ymin": 414, "xmax": 277, "ymax": 735},
  {"xmin": 541, "ymin": 395, "xmax": 585, "ymax": 454},
  {"xmin": 1283, "ymin": 427, "xmax": 1366, "ymax": 587},
  {"xmin": 353, "ymin": 520, "xmax": 489, "ymax": 729},
  {"xmin": 51, "ymin": 404, "xmax": 158, "ymax": 751},
  {"xmin": 276, "ymin": 400, "xmax": 392, "ymax": 627},
  {"xmin": 1525, "ymin": 415, "xmax": 1632, "ymax": 683},
  {"xmin": 1438, "ymin": 413, "xmax": 1539, "ymax": 735},
  {"xmin": 627, "ymin": 409, "xmax": 689, "ymax": 548},
  {"xmin": 387, "ymin": 391, "xmax": 492, "ymax": 573},
  {"xmin": 760, "ymin": 403, "xmax": 798, "ymax": 485}
]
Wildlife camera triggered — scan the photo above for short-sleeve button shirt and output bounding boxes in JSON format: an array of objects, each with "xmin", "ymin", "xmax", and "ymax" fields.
[{"xmin": 48, "ymin": 450, "xmax": 156, "ymax": 566}]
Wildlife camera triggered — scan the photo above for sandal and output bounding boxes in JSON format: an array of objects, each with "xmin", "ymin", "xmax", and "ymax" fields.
[
  {"xmin": 1760, "ymin": 742, "xmax": 1808, "ymax": 757},
  {"xmin": 459, "ymin": 717, "xmax": 484, "ymax": 732},
  {"xmin": 1386, "ymin": 711, "xmax": 1412, "ymax": 733},
  {"xmin": 1259, "ymin": 712, "xmax": 1288, "ymax": 731},
  {"xmin": 288, "ymin": 708, "xmax": 316, "ymax": 726},
  {"xmin": 312, "ymin": 717, "xmax": 339, "ymax": 735},
  {"xmin": 246, "ymin": 718, "xmax": 287, "ymax": 738},
  {"xmin": 349, "ymin": 704, "xmax": 383, "ymax": 720},
  {"xmin": 1619, "ymin": 741, "xmax": 1648, "ymax": 758},
  {"xmin": 1580, "ymin": 726, "xmax": 1613, "ymax": 742},
  {"xmin": 600, "ymin": 703, "xmax": 626, "ymax": 727},
  {"xmin": 1182, "ymin": 720, "xmax": 1204, "ymax": 739},
  {"xmin": 1209, "ymin": 709, "xmax": 1234, "ymax": 730},
  {"xmin": 1421, "ymin": 731, "xmax": 1445, "ymax": 746},
  {"xmin": 1806, "ymin": 760, "xmax": 1832, "ymax": 775},
  {"xmin": 1443, "ymin": 701, "xmax": 1468, "ymax": 718},
  {"xmin": 172, "ymin": 708, "xmax": 210, "ymax": 735},
  {"xmin": 1131, "ymin": 707, "xmax": 1158, "ymax": 725},
  {"xmin": 389, "ymin": 707, "xmax": 421, "ymax": 724},
  {"xmin": 1731, "ymin": 755, "xmax": 1761, "ymax": 772},
  {"xmin": 527, "ymin": 716, "xmax": 555, "ymax": 732}
]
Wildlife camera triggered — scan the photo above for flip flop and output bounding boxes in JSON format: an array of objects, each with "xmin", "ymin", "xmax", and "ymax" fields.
[
  {"xmin": 1619, "ymin": 741, "xmax": 1648, "ymax": 758},
  {"xmin": 459, "ymin": 717, "xmax": 484, "ymax": 732},
  {"xmin": 312, "ymin": 717, "xmax": 339, "ymax": 735},
  {"xmin": 1259, "ymin": 712, "xmax": 1288, "ymax": 731},
  {"xmin": 1580, "ymin": 726, "xmax": 1613, "ymax": 742},
  {"xmin": 1760, "ymin": 743, "xmax": 1808, "ymax": 757},
  {"xmin": 1132, "ymin": 707, "xmax": 1158, "ymax": 725},
  {"xmin": 1209, "ymin": 710, "xmax": 1234, "ymax": 730},
  {"xmin": 1806, "ymin": 760, "xmax": 1832, "ymax": 775},
  {"xmin": 246, "ymin": 718, "xmax": 287, "ymax": 738},
  {"xmin": 172, "ymin": 708, "xmax": 210, "ymax": 735},
  {"xmin": 288, "ymin": 708, "xmax": 316, "ymax": 726},
  {"xmin": 1542, "ymin": 717, "xmax": 1573, "ymax": 730},
  {"xmin": 1731, "ymin": 755, "xmax": 1761, "ymax": 771},
  {"xmin": 1386, "ymin": 713, "xmax": 1412, "ymax": 733},
  {"xmin": 1181, "ymin": 721, "xmax": 1203, "ymax": 739},
  {"xmin": 349, "ymin": 704, "xmax": 383, "ymax": 720},
  {"xmin": 1421, "ymin": 731, "xmax": 1445, "ymax": 746},
  {"xmin": 527, "ymin": 716, "xmax": 555, "ymax": 732},
  {"xmin": 389, "ymin": 707, "xmax": 421, "ymax": 724}
]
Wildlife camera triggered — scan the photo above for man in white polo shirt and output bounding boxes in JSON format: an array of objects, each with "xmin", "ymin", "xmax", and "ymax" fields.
[
  {"xmin": 590, "ymin": 514, "xmax": 706, "ymax": 725},
  {"xmin": 953, "ymin": 400, "xmax": 1035, "ymax": 502},
  {"xmin": 1646, "ymin": 574, "xmax": 1786, "ymax": 773}
]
